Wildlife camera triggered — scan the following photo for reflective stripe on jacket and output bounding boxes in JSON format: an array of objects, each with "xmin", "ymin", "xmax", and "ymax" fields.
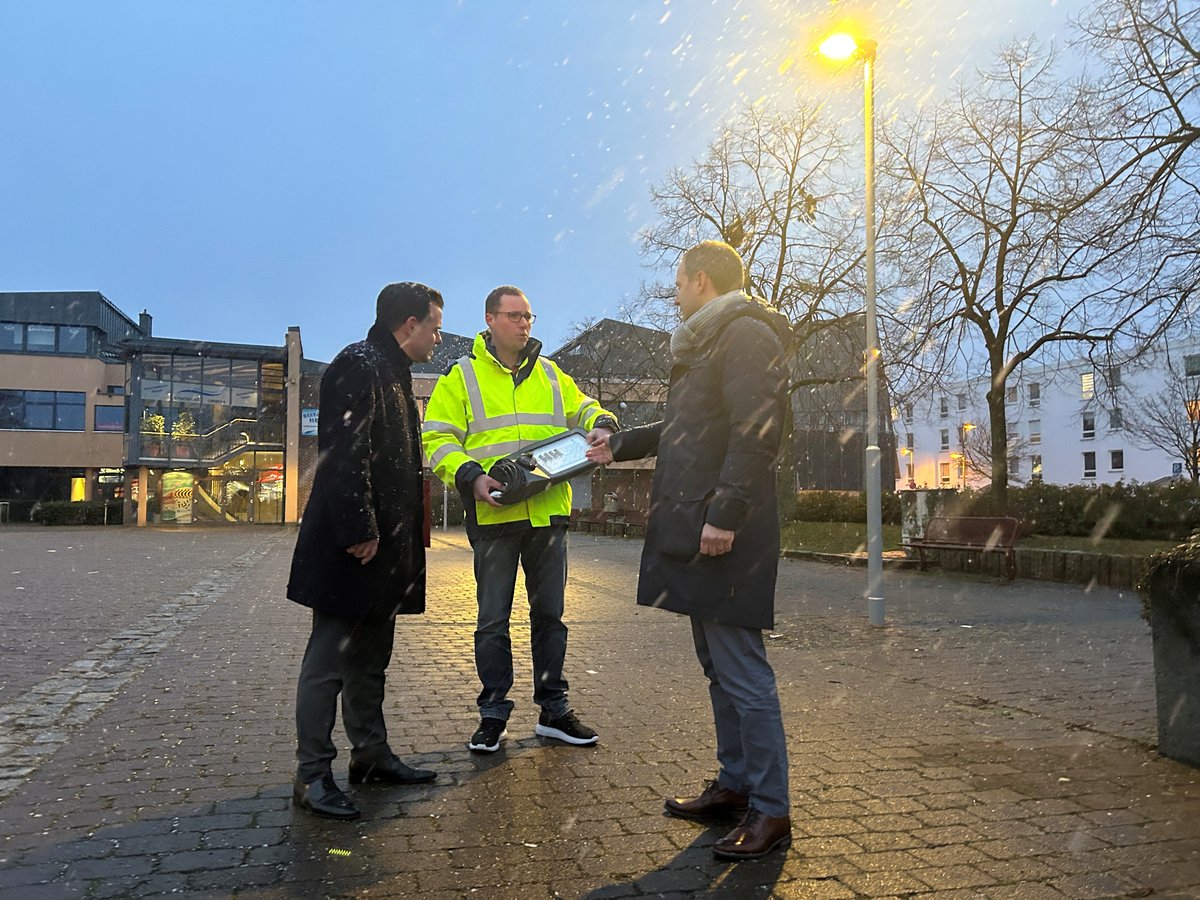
[{"xmin": 421, "ymin": 332, "xmax": 614, "ymax": 526}]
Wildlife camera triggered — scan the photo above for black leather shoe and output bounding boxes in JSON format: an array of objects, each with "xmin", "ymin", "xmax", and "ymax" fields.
[
  {"xmin": 348, "ymin": 753, "xmax": 436, "ymax": 785},
  {"xmin": 293, "ymin": 773, "xmax": 360, "ymax": 820},
  {"xmin": 664, "ymin": 780, "xmax": 750, "ymax": 821}
]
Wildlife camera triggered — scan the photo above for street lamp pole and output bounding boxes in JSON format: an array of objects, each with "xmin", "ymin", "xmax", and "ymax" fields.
[
  {"xmin": 860, "ymin": 39, "xmax": 883, "ymax": 627},
  {"xmin": 818, "ymin": 32, "xmax": 883, "ymax": 625}
]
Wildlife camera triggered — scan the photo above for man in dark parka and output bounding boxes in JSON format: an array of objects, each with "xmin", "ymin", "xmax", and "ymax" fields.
[
  {"xmin": 587, "ymin": 241, "xmax": 793, "ymax": 859},
  {"xmin": 287, "ymin": 282, "xmax": 443, "ymax": 820}
]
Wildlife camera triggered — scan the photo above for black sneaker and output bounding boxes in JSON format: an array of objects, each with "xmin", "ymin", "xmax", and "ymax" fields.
[
  {"xmin": 468, "ymin": 717, "xmax": 507, "ymax": 753},
  {"xmin": 535, "ymin": 708, "xmax": 599, "ymax": 746}
]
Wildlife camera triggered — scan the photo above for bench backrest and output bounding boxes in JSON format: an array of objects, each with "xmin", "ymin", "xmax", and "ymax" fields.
[{"xmin": 924, "ymin": 516, "xmax": 1018, "ymax": 548}]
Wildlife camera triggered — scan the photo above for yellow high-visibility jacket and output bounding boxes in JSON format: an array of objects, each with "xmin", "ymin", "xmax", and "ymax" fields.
[{"xmin": 421, "ymin": 333, "xmax": 617, "ymax": 527}]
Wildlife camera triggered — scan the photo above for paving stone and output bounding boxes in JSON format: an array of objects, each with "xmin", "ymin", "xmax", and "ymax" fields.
[{"xmin": 0, "ymin": 527, "xmax": 1196, "ymax": 897}]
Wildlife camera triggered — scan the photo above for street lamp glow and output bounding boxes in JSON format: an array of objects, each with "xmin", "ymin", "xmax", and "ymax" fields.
[{"xmin": 819, "ymin": 33, "xmax": 859, "ymax": 61}]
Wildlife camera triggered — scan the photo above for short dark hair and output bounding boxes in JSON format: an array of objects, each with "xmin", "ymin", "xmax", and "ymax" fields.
[
  {"xmin": 375, "ymin": 282, "xmax": 443, "ymax": 330},
  {"xmin": 682, "ymin": 241, "xmax": 744, "ymax": 294},
  {"xmin": 485, "ymin": 285, "xmax": 526, "ymax": 315}
]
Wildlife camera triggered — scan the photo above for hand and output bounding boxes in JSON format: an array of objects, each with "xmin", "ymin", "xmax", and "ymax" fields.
[
  {"xmin": 473, "ymin": 473, "xmax": 505, "ymax": 507},
  {"xmin": 699, "ymin": 523, "xmax": 735, "ymax": 557},
  {"xmin": 585, "ymin": 432, "xmax": 614, "ymax": 465},
  {"xmin": 345, "ymin": 538, "xmax": 379, "ymax": 565}
]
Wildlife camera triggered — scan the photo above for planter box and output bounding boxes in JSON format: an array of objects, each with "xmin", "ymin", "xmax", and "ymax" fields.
[{"xmin": 1143, "ymin": 559, "xmax": 1200, "ymax": 768}]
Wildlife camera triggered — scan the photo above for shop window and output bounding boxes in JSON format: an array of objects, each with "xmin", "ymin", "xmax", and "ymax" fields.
[{"xmin": 1083, "ymin": 451, "xmax": 1096, "ymax": 478}]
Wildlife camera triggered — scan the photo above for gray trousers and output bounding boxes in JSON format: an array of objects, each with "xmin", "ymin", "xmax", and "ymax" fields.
[
  {"xmin": 691, "ymin": 616, "xmax": 790, "ymax": 818},
  {"xmin": 294, "ymin": 610, "xmax": 395, "ymax": 782}
]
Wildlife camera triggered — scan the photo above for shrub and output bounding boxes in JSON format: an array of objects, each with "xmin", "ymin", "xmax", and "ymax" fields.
[
  {"xmin": 791, "ymin": 490, "xmax": 902, "ymax": 525},
  {"xmin": 34, "ymin": 501, "xmax": 123, "ymax": 526}
]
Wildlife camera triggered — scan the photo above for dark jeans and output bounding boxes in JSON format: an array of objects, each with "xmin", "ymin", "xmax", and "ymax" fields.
[
  {"xmin": 471, "ymin": 524, "xmax": 570, "ymax": 721},
  {"xmin": 294, "ymin": 610, "xmax": 395, "ymax": 783},
  {"xmin": 691, "ymin": 616, "xmax": 790, "ymax": 818}
]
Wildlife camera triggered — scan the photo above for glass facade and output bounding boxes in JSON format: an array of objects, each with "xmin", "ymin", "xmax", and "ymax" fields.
[{"xmin": 131, "ymin": 351, "xmax": 287, "ymax": 524}]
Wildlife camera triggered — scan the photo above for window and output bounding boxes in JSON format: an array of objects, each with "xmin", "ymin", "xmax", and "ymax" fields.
[
  {"xmin": 905, "ymin": 432, "xmax": 914, "ymax": 450},
  {"xmin": 1109, "ymin": 407, "xmax": 1123, "ymax": 430},
  {"xmin": 94, "ymin": 405, "xmax": 125, "ymax": 433},
  {"xmin": 1006, "ymin": 385, "xmax": 1018, "ymax": 404},
  {"xmin": 1029, "ymin": 382, "xmax": 1040, "ymax": 407},
  {"xmin": 1008, "ymin": 456, "xmax": 1020, "ymax": 478},
  {"xmin": 0, "ymin": 323, "xmax": 22, "ymax": 351},
  {"xmin": 1185, "ymin": 354, "xmax": 1200, "ymax": 377},
  {"xmin": 57, "ymin": 326, "xmax": 88, "ymax": 354},
  {"xmin": 106, "ymin": 384, "xmax": 125, "ymax": 396},
  {"xmin": 25, "ymin": 325, "xmax": 56, "ymax": 352},
  {"xmin": 940, "ymin": 462, "xmax": 952, "ymax": 485},
  {"xmin": 1188, "ymin": 399, "xmax": 1200, "ymax": 423},
  {"xmin": 940, "ymin": 429, "xmax": 950, "ymax": 450},
  {"xmin": 1082, "ymin": 411, "xmax": 1096, "ymax": 439},
  {"xmin": 1081, "ymin": 371, "xmax": 1095, "ymax": 399},
  {"xmin": 1083, "ymin": 451, "xmax": 1096, "ymax": 478},
  {"xmin": 906, "ymin": 462, "xmax": 915, "ymax": 481},
  {"xmin": 1107, "ymin": 365, "xmax": 1122, "ymax": 388},
  {"xmin": 957, "ymin": 393, "xmax": 967, "ymax": 410},
  {"xmin": 0, "ymin": 389, "xmax": 86, "ymax": 431},
  {"xmin": 1029, "ymin": 419, "xmax": 1041, "ymax": 444},
  {"xmin": 1031, "ymin": 454, "xmax": 1043, "ymax": 480},
  {"xmin": 939, "ymin": 397, "xmax": 949, "ymax": 419},
  {"xmin": 903, "ymin": 403, "xmax": 913, "ymax": 425},
  {"xmin": 1110, "ymin": 449, "xmax": 1124, "ymax": 471}
]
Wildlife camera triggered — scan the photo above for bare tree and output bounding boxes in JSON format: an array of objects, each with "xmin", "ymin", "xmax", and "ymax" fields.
[
  {"xmin": 639, "ymin": 102, "xmax": 867, "ymax": 344},
  {"xmin": 879, "ymin": 41, "xmax": 1195, "ymax": 510},
  {"xmin": 1122, "ymin": 355, "xmax": 1200, "ymax": 482}
]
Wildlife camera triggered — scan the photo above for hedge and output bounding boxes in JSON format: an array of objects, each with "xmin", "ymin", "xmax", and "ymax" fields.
[
  {"xmin": 789, "ymin": 482, "xmax": 1200, "ymax": 542},
  {"xmin": 33, "ymin": 501, "xmax": 124, "ymax": 526}
]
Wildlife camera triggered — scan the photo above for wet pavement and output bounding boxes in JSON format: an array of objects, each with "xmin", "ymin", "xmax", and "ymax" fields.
[{"xmin": 0, "ymin": 524, "xmax": 1197, "ymax": 898}]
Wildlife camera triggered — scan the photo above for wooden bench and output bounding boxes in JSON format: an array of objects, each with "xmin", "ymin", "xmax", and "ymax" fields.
[{"xmin": 904, "ymin": 516, "xmax": 1019, "ymax": 581}]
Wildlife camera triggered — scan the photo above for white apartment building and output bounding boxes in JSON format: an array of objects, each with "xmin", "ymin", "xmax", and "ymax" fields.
[{"xmin": 896, "ymin": 337, "xmax": 1200, "ymax": 490}]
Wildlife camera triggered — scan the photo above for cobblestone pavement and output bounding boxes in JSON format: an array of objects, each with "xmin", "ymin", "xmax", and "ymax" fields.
[{"xmin": 0, "ymin": 525, "xmax": 1197, "ymax": 898}]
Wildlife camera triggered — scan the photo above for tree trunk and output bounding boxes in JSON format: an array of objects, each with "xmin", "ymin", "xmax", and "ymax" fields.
[{"xmin": 986, "ymin": 382, "xmax": 1008, "ymax": 512}]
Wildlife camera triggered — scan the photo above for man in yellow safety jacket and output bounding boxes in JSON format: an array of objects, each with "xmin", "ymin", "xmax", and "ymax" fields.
[{"xmin": 422, "ymin": 285, "xmax": 618, "ymax": 753}]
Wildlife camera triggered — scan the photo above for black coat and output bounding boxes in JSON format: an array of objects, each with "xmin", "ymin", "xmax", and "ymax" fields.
[
  {"xmin": 287, "ymin": 325, "xmax": 426, "ymax": 621},
  {"xmin": 609, "ymin": 303, "xmax": 790, "ymax": 630}
]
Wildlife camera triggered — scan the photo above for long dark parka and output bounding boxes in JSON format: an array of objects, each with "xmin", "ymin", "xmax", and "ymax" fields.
[
  {"xmin": 287, "ymin": 323, "xmax": 426, "ymax": 621},
  {"xmin": 608, "ymin": 300, "xmax": 790, "ymax": 630}
]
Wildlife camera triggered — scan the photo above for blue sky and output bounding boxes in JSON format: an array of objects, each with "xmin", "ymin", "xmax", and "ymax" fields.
[{"xmin": 0, "ymin": 1, "xmax": 1087, "ymax": 363}]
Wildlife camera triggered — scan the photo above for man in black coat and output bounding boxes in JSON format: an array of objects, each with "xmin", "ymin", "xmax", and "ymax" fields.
[
  {"xmin": 587, "ymin": 241, "xmax": 793, "ymax": 859},
  {"xmin": 287, "ymin": 282, "xmax": 444, "ymax": 820}
]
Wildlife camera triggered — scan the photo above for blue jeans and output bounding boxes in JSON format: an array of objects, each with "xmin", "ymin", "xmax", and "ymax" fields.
[
  {"xmin": 691, "ymin": 616, "xmax": 790, "ymax": 818},
  {"xmin": 471, "ymin": 524, "xmax": 570, "ymax": 721}
]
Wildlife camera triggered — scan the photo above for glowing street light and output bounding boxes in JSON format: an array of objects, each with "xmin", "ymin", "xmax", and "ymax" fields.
[{"xmin": 820, "ymin": 29, "xmax": 883, "ymax": 626}]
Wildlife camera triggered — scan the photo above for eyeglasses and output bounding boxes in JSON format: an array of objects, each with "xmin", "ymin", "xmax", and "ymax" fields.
[{"xmin": 498, "ymin": 311, "xmax": 536, "ymax": 324}]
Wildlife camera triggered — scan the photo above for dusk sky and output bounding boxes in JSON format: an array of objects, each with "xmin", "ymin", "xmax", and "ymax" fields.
[{"xmin": 1, "ymin": 1, "xmax": 1088, "ymax": 364}]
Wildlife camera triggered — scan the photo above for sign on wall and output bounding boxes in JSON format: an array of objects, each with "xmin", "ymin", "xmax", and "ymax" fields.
[{"xmin": 301, "ymin": 408, "xmax": 319, "ymax": 436}]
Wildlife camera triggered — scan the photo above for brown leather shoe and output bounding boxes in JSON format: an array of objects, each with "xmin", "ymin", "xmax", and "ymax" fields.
[
  {"xmin": 712, "ymin": 807, "xmax": 791, "ymax": 860},
  {"xmin": 664, "ymin": 780, "xmax": 749, "ymax": 821}
]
